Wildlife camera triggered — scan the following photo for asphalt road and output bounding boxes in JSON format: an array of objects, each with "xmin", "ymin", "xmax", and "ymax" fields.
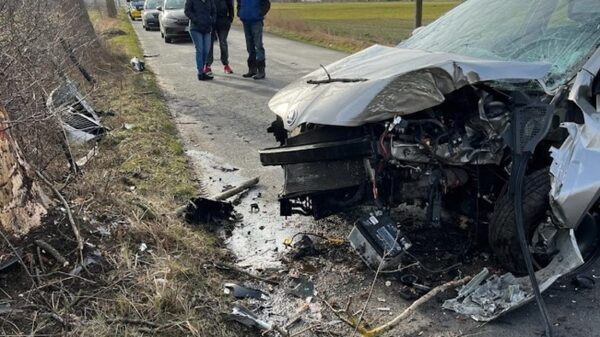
[{"xmin": 131, "ymin": 21, "xmax": 600, "ymax": 337}]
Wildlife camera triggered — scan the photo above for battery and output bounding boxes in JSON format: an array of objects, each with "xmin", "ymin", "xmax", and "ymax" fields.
[{"xmin": 348, "ymin": 212, "xmax": 412, "ymax": 269}]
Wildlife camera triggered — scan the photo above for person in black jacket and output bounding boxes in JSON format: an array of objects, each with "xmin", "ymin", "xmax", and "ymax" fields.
[
  {"xmin": 185, "ymin": 0, "xmax": 217, "ymax": 81},
  {"xmin": 237, "ymin": 0, "xmax": 270, "ymax": 80},
  {"xmin": 205, "ymin": 0, "xmax": 234, "ymax": 75}
]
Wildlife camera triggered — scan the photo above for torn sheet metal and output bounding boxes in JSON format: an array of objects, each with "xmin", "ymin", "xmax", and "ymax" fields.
[
  {"xmin": 223, "ymin": 283, "xmax": 269, "ymax": 301},
  {"xmin": 443, "ymin": 229, "xmax": 583, "ymax": 321},
  {"xmin": 224, "ymin": 304, "xmax": 273, "ymax": 330},
  {"xmin": 269, "ymin": 45, "xmax": 550, "ymax": 130},
  {"xmin": 47, "ymin": 80, "xmax": 106, "ymax": 143},
  {"xmin": 550, "ymin": 112, "xmax": 600, "ymax": 229}
]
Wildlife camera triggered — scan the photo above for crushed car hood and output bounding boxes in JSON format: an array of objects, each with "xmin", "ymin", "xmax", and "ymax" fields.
[{"xmin": 269, "ymin": 45, "xmax": 551, "ymax": 130}]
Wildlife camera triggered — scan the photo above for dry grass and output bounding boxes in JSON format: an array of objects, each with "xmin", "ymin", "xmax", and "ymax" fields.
[{"xmin": 0, "ymin": 8, "xmax": 246, "ymax": 337}]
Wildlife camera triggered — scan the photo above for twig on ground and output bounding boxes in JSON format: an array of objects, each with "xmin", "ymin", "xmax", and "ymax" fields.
[
  {"xmin": 320, "ymin": 297, "xmax": 363, "ymax": 333},
  {"xmin": 362, "ymin": 276, "xmax": 472, "ymax": 337},
  {"xmin": 0, "ymin": 230, "xmax": 36, "ymax": 285},
  {"xmin": 213, "ymin": 262, "xmax": 280, "ymax": 285},
  {"xmin": 35, "ymin": 170, "xmax": 84, "ymax": 254},
  {"xmin": 35, "ymin": 240, "xmax": 69, "ymax": 267}
]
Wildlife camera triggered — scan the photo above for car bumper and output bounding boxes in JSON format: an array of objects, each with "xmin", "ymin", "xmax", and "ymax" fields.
[
  {"xmin": 144, "ymin": 18, "xmax": 160, "ymax": 27},
  {"xmin": 130, "ymin": 10, "xmax": 142, "ymax": 18},
  {"xmin": 163, "ymin": 25, "xmax": 190, "ymax": 37}
]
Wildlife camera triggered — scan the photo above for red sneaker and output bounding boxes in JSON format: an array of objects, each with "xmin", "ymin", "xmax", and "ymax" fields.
[
  {"xmin": 224, "ymin": 64, "xmax": 234, "ymax": 74},
  {"xmin": 203, "ymin": 65, "xmax": 213, "ymax": 76}
]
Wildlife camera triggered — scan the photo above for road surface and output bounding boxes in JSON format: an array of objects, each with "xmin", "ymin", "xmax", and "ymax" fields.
[{"xmin": 131, "ymin": 22, "xmax": 600, "ymax": 337}]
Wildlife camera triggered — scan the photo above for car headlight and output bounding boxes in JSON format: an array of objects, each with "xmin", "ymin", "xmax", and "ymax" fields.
[{"xmin": 164, "ymin": 16, "xmax": 178, "ymax": 23}]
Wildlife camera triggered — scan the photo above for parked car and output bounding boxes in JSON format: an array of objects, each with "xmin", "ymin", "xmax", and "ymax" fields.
[
  {"xmin": 261, "ymin": 0, "xmax": 600, "ymax": 278},
  {"xmin": 158, "ymin": 0, "xmax": 189, "ymax": 43},
  {"xmin": 127, "ymin": 0, "xmax": 145, "ymax": 20},
  {"xmin": 142, "ymin": 0, "xmax": 161, "ymax": 30}
]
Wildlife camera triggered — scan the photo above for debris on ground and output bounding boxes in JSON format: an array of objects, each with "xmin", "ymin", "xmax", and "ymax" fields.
[
  {"xmin": 224, "ymin": 283, "xmax": 269, "ymax": 301},
  {"xmin": 46, "ymin": 80, "xmax": 107, "ymax": 144},
  {"xmin": 130, "ymin": 57, "xmax": 145, "ymax": 71},
  {"xmin": 182, "ymin": 197, "xmax": 235, "ymax": 225},
  {"xmin": 289, "ymin": 278, "xmax": 315, "ymax": 299},
  {"xmin": 443, "ymin": 230, "xmax": 584, "ymax": 321},
  {"xmin": 572, "ymin": 274, "xmax": 595, "ymax": 289}
]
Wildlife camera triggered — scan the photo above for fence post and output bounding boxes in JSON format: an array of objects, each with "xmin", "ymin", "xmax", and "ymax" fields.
[{"xmin": 415, "ymin": 0, "xmax": 423, "ymax": 28}]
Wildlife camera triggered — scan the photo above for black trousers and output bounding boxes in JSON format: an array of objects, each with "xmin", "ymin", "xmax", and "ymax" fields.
[{"xmin": 207, "ymin": 23, "xmax": 231, "ymax": 66}]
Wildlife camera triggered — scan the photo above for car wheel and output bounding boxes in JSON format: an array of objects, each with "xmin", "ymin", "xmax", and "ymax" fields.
[
  {"xmin": 164, "ymin": 36, "xmax": 173, "ymax": 44},
  {"xmin": 489, "ymin": 169, "xmax": 600, "ymax": 275}
]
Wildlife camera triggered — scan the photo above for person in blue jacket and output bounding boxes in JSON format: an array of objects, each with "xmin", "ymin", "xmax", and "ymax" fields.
[
  {"xmin": 185, "ymin": 0, "xmax": 217, "ymax": 81},
  {"xmin": 237, "ymin": 0, "xmax": 270, "ymax": 80}
]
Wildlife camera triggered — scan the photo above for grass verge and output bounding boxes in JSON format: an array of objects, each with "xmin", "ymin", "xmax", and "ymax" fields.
[
  {"xmin": 42, "ymin": 9, "xmax": 243, "ymax": 337},
  {"xmin": 265, "ymin": 1, "xmax": 459, "ymax": 52}
]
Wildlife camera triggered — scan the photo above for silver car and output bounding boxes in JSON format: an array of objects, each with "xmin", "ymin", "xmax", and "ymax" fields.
[
  {"xmin": 142, "ymin": 0, "xmax": 161, "ymax": 31},
  {"xmin": 158, "ymin": 0, "xmax": 189, "ymax": 43},
  {"xmin": 261, "ymin": 0, "xmax": 600, "ymax": 297}
]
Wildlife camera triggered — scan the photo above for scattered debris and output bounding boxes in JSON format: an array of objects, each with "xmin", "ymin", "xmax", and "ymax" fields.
[
  {"xmin": 70, "ymin": 251, "xmax": 102, "ymax": 276},
  {"xmin": 399, "ymin": 274, "xmax": 431, "ymax": 292},
  {"xmin": 289, "ymin": 278, "xmax": 315, "ymax": 299},
  {"xmin": 139, "ymin": 243, "xmax": 148, "ymax": 252},
  {"xmin": 182, "ymin": 197, "xmax": 234, "ymax": 224},
  {"xmin": 572, "ymin": 275, "xmax": 595, "ymax": 289},
  {"xmin": 46, "ymin": 80, "xmax": 107, "ymax": 144},
  {"xmin": 223, "ymin": 283, "xmax": 269, "ymax": 301},
  {"xmin": 291, "ymin": 235, "xmax": 318, "ymax": 260},
  {"xmin": 250, "ymin": 203, "xmax": 260, "ymax": 213},
  {"xmin": 443, "ymin": 230, "xmax": 584, "ymax": 321},
  {"xmin": 224, "ymin": 304, "xmax": 287, "ymax": 335},
  {"xmin": 130, "ymin": 57, "xmax": 145, "ymax": 72},
  {"xmin": 123, "ymin": 123, "xmax": 136, "ymax": 130},
  {"xmin": 0, "ymin": 248, "xmax": 22, "ymax": 272},
  {"xmin": 348, "ymin": 212, "xmax": 411, "ymax": 269},
  {"xmin": 35, "ymin": 240, "xmax": 69, "ymax": 267}
]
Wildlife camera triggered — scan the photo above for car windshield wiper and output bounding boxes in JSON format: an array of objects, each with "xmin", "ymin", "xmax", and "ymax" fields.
[{"xmin": 306, "ymin": 65, "xmax": 367, "ymax": 85}]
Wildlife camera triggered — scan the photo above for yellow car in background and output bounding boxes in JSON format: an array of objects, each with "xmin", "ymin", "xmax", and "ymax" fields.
[{"xmin": 127, "ymin": 0, "xmax": 146, "ymax": 20}]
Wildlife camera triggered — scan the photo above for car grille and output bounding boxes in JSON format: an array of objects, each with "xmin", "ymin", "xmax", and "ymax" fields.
[
  {"xmin": 153, "ymin": 13, "xmax": 159, "ymax": 18},
  {"xmin": 176, "ymin": 19, "xmax": 189, "ymax": 26}
]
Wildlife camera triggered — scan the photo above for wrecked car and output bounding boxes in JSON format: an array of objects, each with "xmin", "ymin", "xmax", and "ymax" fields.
[{"xmin": 260, "ymin": 0, "xmax": 600, "ymax": 279}]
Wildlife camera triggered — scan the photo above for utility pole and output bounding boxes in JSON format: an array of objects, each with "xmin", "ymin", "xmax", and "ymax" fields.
[{"xmin": 415, "ymin": 0, "xmax": 423, "ymax": 28}]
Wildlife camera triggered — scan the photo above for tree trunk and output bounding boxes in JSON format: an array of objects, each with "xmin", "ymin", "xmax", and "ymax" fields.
[
  {"xmin": 0, "ymin": 109, "xmax": 48, "ymax": 236},
  {"xmin": 106, "ymin": 0, "xmax": 117, "ymax": 18}
]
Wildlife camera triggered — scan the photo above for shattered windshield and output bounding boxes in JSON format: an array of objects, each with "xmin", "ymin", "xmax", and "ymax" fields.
[{"xmin": 399, "ymin": 0, "xmax": 600, "ymax": 91}]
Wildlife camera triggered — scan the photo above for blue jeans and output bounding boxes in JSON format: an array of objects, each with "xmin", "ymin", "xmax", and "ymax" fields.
[
  {"xmin": 189, "ymin": 29, "xmax": 212, "ymax": 74},
  {"xmin": 243, "ymin": 21, "xmax": 265, "ymax": 63}
]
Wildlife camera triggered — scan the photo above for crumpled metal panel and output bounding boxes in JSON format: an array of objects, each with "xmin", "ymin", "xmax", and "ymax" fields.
[
  {"xmin": 550, "ymin": 113, "xmax": 600, "ymax": 228},
  {"xmin": 269, "ymin": 45, "xmax": 551, "ymax": 130},
  {"xmin": 443, "ymin": 229, "xmax": 583, "ymax": 321}
]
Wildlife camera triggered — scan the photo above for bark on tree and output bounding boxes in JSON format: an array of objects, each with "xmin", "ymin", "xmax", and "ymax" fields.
[
  {"xmin": 0, "ymin": 109, "xmax": 48, "ymax": 236},
  {"xmin": 106, "ymin": 0, "xmax": 117, "ymax": 18}
]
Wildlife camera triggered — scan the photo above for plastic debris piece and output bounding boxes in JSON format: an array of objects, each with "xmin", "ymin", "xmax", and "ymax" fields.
[
  {"xmin": 289, "ymin": 278, "xmax": 315, "ymax": 299},
  {"xmin": 572, "ymin": 275, "xmax": 595, "ymax": 289},
  {"xmin": 224, "ymin": 304, "xmax": 272, "ymax": 330},
  {"xmin": 223, "ymin": 283, "xmax": 269, "ymax": 301}
]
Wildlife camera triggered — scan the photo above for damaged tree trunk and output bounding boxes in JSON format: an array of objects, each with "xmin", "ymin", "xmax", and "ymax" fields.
[{"xmin": 0, "ymin": 108, "xmax": 48, "ymax": 236}]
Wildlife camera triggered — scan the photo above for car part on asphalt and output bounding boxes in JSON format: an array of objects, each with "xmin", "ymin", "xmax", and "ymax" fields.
[
  {"xmin": 223, "ymin": 283, "xmax": 269, "ymax": 301},
  {"xmin": 572, "ymin": 274, "xmax": 595, "ymax": 289},
  {"xmin": 288, "ymin": 278, "xmax": 315, "ymax": 299},
  {"xmin": 348, "ymin": 211, "xmax": 411, "ymax": 269}
]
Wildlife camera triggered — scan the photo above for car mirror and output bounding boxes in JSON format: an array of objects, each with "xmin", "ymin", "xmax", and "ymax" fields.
[{"xmin": 157, "ymin": 6, "xmax": 162, "ymax": 11}]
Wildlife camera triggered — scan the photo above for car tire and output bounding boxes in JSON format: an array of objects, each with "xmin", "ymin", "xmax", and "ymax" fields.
[
  {"xmin": 489, "ymin": 168, "xmax": 600, "ymax": 275},
  {"xmin": 164, "ymin": 36, "xmax": 173, "ymax": 44},
  {"xmin": 488, "ymin": 169, "xmax": 550, "ymax": 275}
]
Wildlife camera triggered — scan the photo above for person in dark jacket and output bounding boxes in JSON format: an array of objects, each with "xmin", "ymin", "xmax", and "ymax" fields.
[
  {"xmin": 185, "ymin": 0, "xmax": 217, "ymax": 81},
  {"xmin": 237, "ymin": 0, "xmax": 270, "ymax": 80},
  {"xmin": 205, "ymin": 0, "xmax": 234, "ymax": 75}
]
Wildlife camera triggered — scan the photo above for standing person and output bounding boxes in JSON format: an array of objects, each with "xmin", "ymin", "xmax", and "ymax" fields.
[
  {"xmin": 237, "ymin": 0, "xmax": 270, "ymax": 80},
  {"xmin": 205, "ymin": 0, "xmax": 234, "ymax": 75},
  {"xmin": 185, "ymin": 0, "xmax": 217, "ymax": 81}
]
